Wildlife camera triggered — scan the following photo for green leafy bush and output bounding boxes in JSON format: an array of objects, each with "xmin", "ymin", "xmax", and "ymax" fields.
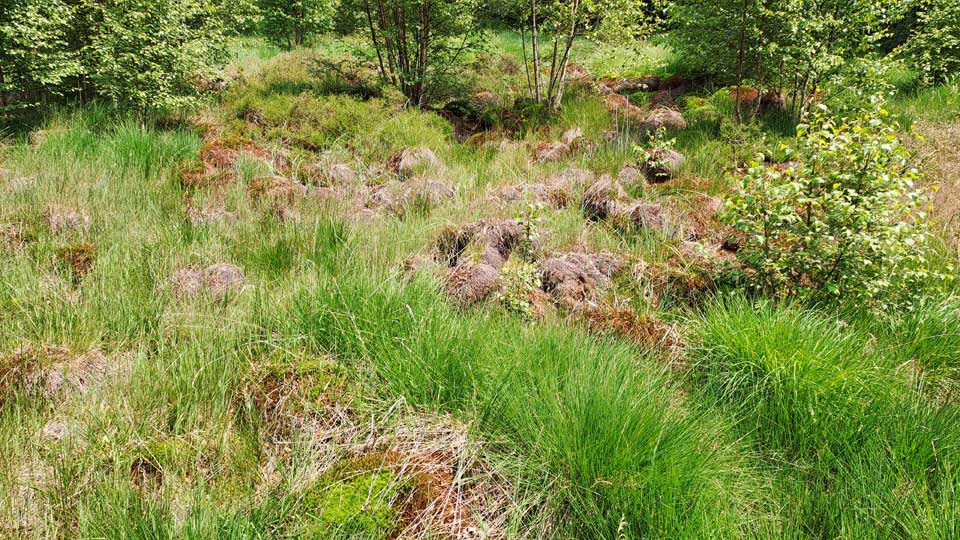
[
  {"xmin": 258, "ymin": 0, "xmax": 336, "ymax": 49},
  {"xmin": 670, "ymin": 0, "xmax": 908, "ymax": 118},
  {"xmin": 0, "ymin": 0, "xmax": 81, "ymax": 111},
  {"xmin": 0, "ymin": 0, "xmax": 244, "ymax": 112},
  {"xmin": 91, "ymin": 0, "xmax": 232, "ymax": 110},
  {"xmin": 498, "ymin": 258, "xmax": 542, "ymax": 319},
  {"xmin": 722, "ymin": 100, "xmax": 951, "ymax": 308},
  {"xmin": 905, "ymin": 0, "xmax": 960, "ymax": 84}
]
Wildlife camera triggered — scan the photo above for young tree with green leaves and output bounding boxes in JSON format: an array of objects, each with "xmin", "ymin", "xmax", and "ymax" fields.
[
  {"xmin": 0, "ymin": 0, "xmax": 80, "ymax": 112},
  {"xmin": 518, "ymin": 0, "xmax": 664, "ymax": 111},
  {"xmin": 258, "ymin": 0, "xmax": 337, "ymax": 49},
  {"xmin": 0, "ymin": 0, "xmax": 248, "ymax": 113},
  {"xmin": 905, "ymin": 0, "xmax": 960, "ymax": 83},
  {"xmin": 357, "ymin": 0, "xmax": 480, "ymax": 107},
  {"xmin": 723, "ymin": 99, "xmax": 947, "ymax": 308},
  {"xmin": 90, "ymin": 0, "xmax": 234, "ymax": 110}
]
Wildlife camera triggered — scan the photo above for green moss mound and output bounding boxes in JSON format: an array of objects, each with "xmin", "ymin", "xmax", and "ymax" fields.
[{"xmin": 295, "ymin": 471, "xmax": 403, "ymax": 540}]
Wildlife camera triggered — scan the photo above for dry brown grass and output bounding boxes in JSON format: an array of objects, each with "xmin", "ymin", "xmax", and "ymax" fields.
[
  {"xmin": 915, "ymin": 122, "xmax": 960, "ymax": 251},
  {"xmin": 57, "ymin": 242, "xmax": 97, "ymax": 283}
]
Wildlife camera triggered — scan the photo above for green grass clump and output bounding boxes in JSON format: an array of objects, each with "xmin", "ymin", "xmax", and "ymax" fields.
[
  {"xmin": 852, "ymin": 296, "xmax": 960, "ymax": 399},
  {"xmin": 692, "ymin": 297, "xmax": 960, "ymax": 539},
  {"xmin": 280, "ymin": 262, "xmax": 770, "ymax": 539}
]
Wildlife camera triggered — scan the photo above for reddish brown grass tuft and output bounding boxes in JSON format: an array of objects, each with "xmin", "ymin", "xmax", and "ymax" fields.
[
  {"xmin": 57, "ymin": 242, "xmax": 97, "ymax": 282},
  {"xmin": 585, "ymin": 306, "xmax": 684, "ymax": 360}
]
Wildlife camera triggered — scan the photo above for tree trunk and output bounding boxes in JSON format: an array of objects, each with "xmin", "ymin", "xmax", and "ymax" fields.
[
  {"xmin": 520, "ymin": 26, "xmax": 533, "ymax": 96},
  {"xmin": 414, "ymin": 2, "xmax": 431, "ymax": 107},
  {"xmin": 376, "ymin": 0, "xmax": 398, "ymax": 85},
  {"xmin": 547, "ymin": 0, "xmax": 580, "ymax": 110},
  {"xmin": 364, "ymin": 0, "xmax": 389, "ymax": 82},
  {"xmin": 530, "ymin": 0, "xmax": 542, "ymax": 102},
  {"xmin": 734, "ymin": 0, "xmax": 750, "ymax": 123}
]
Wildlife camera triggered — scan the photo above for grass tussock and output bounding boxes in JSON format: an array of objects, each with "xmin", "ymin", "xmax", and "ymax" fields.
[{"xmin": 692, "ymin": 297, "xmax": 960, "ymax": 539}]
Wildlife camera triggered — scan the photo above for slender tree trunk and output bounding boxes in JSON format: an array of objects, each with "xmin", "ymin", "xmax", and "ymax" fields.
[
  {"xmin": 548, "ymin": 0, "xmax": 580, "ymax": 110},
  {"xmin": 546, "ymin": 37, "xmax": 559, "ymax": 100},
  {"xmin": 0, "ymin": 65, "xmax": 7, "ymax": 115},
  {"xmin": 414, "ymin": 2, "xmax": 431, "ymax": 106},
  {"xmin": 734, "ymin": 0, "xmax": 750, "ymax": 123},
  {"xmin": 376, "ymin": 0, "xmax": 398, "ymax": 85},
  {"xmin": 530, "ymin": 0, "xmax": 542, "ymax": 102},
  {"xmin": 364, "ymin": 0, "xmax": 389, "ymax": 82},
  {"xmin": 520, "ymin": 26, "xmax": 533, "ymax": 96}
]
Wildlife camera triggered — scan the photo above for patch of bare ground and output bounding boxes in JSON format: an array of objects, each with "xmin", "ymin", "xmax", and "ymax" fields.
[
  {"xmin": 434, "ymin": 219, "xmax": 523, "ymax": 269},
  {"xmin": 248, "ymin": 175, "xmax": 310, "ymax": 220},
  {"xmin": 387, "ymin": 147, "xmax": 441, "ymax": 178},
  {"xmin": 633, "ymin": 258, "xmax": 721, "ymax": 308},
  {"xmin": 540, "ymin": 252, "xmax": 624, "ymax": 309},
  {"xmin": 0, "ymin": 167, "xmax": 37, "ymax": 194},
  {"xmin": 604, "ymin": 95, "xmax": 688, "ymax": 134},
  {"xmin": 367, "ymin": 176, "xmax": 456, "ymax": 217},
  {"xmin": 170, "ymin": 263, "xmax": 247, "ymax": 300},
  {"xmin": 185, "ymin": 205, "xmax": 239, "ymax": 226},
  {"xmin": 445, "ymin": 263, "xmax": 502, "ymax": 306},
  {"xmin": 3, "ymin": 459, "xmax": 55, "ymax": 538},
  {"xmin": 532, "ymin": 127, "xmax": 585, "ymax": 163},
  {"xmin": 302, "ymin": 160, "xmax": 359, "ymax": 186},
  {"xmin": 581, "ymin": 176, "xmax": 680, "ymax": 236},
  {"xmin": 433, "ymin": 220, "xmax": 527, "ymax": 307},
  {"xmin": 1, "ymin": 221, "xmax": 26, "ymax": 250},
  {"xmin": 914, "ymin": 122, "xmax": 960, "ymax": 250},
  {"xmin": 57, "ymin": 242, "xmax": 97, "ymax": 283},
  {"xmin": 179, "ymin": 136, "xmax": 288, "ymax": 191}
]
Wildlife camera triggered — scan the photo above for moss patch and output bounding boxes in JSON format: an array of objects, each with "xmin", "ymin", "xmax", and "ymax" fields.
[{"xmin": 295, "ymin": 471, "xmax": 403, "ymax": 540}]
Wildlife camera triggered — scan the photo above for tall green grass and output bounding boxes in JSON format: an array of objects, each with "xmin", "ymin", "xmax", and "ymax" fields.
[
  {"xmin": 692, "ymin": 297, "xmax": 960, "ymax": 539},
  {"xmin": 276, "ymin": 253, "xmax": 772, "ymax": 539}
]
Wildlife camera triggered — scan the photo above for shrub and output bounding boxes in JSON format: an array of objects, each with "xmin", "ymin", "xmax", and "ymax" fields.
[
  {"xmin": 905, "ymin": 0, "xmax": 960, "ymax": 84},
  {"xmin": 722, "ymin": 100, "xmax": 951, "ymax": 308},
  {"xmin": 258, "ymin": 0, "xmax": 337, "ymax": 49},
  {"xmin": 0, "ymin": 0, "xmax": 245, "ymax": 112},
  {"xmin": 353, "ymin": 0, "xmax": 481, "ymax": 107},
  {"xmin": 90, "ymin": 0, "xmax": 233, "ymax": 110},
  {"xmin": 497, "ymin": 258, "xmax": 541, "ymax": 319},
  {"xmin": 0, "ymin": 0, "xmax": 81, "ymax": 112}
]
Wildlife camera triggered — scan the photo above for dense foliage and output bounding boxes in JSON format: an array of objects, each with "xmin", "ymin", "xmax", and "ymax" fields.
[
  {"xmin": 0, "ymin": 0, "xmax": 240, "ymax": 112},
  {"xmin": 258, "ymin": 0, "xmax": 336, "ymax": 49},
  {"xmin": 906, "ymin": 0, "xmax": 960, "ymax": 83},
  {"xmin": 723, "ymin": 101, "xmax": 949, "ymax": 308},
  {"xmin": 670, "ymin": 0, "xmax": 908, "ymax": 117}
]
